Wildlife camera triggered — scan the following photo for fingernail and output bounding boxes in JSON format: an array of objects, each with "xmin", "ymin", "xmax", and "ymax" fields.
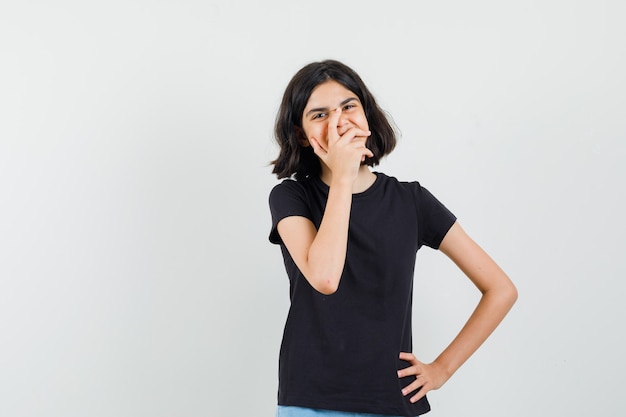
[{"xmin": 401, "ymin": 389, "xmax": 407, "ymax": 395}]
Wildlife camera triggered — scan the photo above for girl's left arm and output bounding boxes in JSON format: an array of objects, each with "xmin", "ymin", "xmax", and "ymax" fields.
[{"xmin": 398, "ymin": 221, "xmax": 518, "ymax": 403}]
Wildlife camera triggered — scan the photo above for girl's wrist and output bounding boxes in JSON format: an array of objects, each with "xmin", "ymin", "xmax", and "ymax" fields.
[
  {"xmin": 329, "ymin": 177, "xmax": 355, "ymax": 191},
  {"xmin": 431, "ymin": 358, "xmax": 454, "ymax": 381}
]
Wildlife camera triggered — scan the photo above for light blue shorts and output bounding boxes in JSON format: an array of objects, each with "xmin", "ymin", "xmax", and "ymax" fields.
[{"xmin": 276, "ymin": 405, "xmax": 403, "ymax": 417}]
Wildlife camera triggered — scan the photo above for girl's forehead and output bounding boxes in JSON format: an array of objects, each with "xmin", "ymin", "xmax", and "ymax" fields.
[{"xmin": 306, "ymin": 80, "xmax": 357, "ymax": 108}]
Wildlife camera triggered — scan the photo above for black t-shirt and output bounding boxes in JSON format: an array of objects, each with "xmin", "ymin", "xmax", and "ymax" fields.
[{"xmin": 268, "ymin": 172, "xmax": 456, "ymax": 417}]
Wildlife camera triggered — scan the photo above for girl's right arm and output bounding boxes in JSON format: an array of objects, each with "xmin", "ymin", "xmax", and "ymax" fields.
[
  {"xmin": 276, "ymin": 108, "xmax": 372, "ymax": 295},
  {"xmin": 277, "ymin": 182, "xmax": 352, "ymax": 295}
]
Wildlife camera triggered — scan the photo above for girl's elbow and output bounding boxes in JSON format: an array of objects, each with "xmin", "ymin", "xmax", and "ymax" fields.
[
  {"xmin": 315, "ymin": 278, "xmax": 340, "ymax": 295},
  {"xmin": 503, "ymin": 281, "xmax": 518, "ymax": 307},
  {"xmin": 303, "ymin": 257, "xmax": 343, "ymax": 295},
  {"xmin": 306, "ymin": 271, "xmax": 340, "ymax": 295},
  {"xmin": 485, "ymin": 279, "xmax": 518, "ymax": 307}
]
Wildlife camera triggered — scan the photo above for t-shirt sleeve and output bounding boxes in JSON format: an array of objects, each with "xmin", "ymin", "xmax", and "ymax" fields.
[
  {"xmin": 268, "ymin": 180, "xmax": 313, "ymax": 245},
  {"xmin": 413, "ymin": 182, "xmax": 457, "ymax": 249}
]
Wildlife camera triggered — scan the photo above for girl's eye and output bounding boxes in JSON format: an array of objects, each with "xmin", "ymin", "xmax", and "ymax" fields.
[
  {"xmin": 312, "ymin": 112, "xmax": 327, "ymax": 120},
  {"xmin": 343, "ymin": 104, "xmax": 355, "ymax": 111}
]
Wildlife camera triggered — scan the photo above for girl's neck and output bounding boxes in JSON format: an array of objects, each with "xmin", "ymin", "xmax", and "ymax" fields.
[{"xmin": 320, "ymin": 165, "xmax": 377, "ymax": 194}]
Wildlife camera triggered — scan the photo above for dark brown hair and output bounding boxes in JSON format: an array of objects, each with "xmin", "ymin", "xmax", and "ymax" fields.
[{"xmin": 272, "ymin": 60, "xmax": 396, "ymax": 180}]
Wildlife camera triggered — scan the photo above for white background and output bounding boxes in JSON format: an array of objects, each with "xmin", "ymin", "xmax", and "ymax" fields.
[{"xmin": 1, "ymin": 1, "xmax": 625, "ymax": 416}]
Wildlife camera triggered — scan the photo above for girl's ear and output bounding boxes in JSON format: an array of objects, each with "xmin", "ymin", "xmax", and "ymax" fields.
[{"xmin": 295, "ymin": 126, "xmax": 310, "ymax": 147}]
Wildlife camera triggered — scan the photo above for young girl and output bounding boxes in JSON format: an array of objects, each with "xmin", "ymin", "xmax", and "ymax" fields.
[{"xmin": 268, "ymin": 60, "xmax": 517, "ymax": 417}]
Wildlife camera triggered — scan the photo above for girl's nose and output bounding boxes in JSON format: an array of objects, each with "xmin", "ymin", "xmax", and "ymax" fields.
[{"xmin": 337, "ymin": 113, "xmax": 350, "ymax": 127}]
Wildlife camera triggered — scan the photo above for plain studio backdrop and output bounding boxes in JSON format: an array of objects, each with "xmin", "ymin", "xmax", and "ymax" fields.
[{"xmin": 1, "ymin": 1, "xmax": 624, "ymax": 416}]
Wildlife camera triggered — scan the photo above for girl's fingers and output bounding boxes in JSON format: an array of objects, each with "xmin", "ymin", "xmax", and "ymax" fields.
[
  {"xmin": 410, "ymin": 390, "xmax": 428, "ymax": 404},
  {"xmin": 338, "ymin": 126, "xmax": 371, "ymax": 143},
  {"xmin": 326, "ymin": 107, "xmax": 342, "ymax": 144},
  {"xmin": 338, "ymin": 127, "xmax": 372, "ymax": 161},
  {"xmin": 399, "ymin": 351, "xmax": 418, "ymax": 364},
  {"xmin": 320, "ymin": 115, "xmax": 373, "ymax": 169},
  {"xmin": 310, "ymin": 137, "xmax": 327, "ymax": 158},
  {"xmin": 360, "ymin": 145, "xmax": 373, "ymax": 162},
  {"xmin": 402, "ymin": 376, "xmax": 424, "ymax": 395}
]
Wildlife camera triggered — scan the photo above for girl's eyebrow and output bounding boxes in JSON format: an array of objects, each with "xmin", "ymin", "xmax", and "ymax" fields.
[{"xmin": 305, "ymin": 97, "xmax": 358, "ymax": 118}]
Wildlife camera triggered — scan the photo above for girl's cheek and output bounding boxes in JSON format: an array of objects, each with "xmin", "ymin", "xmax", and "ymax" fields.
[{"xmin": 319, "ymin": 126, "xmax": 328, "ymax": 142}]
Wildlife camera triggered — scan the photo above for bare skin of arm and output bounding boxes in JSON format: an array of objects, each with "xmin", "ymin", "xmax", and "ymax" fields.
[
  {"xmin": 277, "ymin": 107, "xmax": 372, "ymax": 295},
  {"xmin": 398, "ymin": 221, "xmax": 518, "ymax": 403}
]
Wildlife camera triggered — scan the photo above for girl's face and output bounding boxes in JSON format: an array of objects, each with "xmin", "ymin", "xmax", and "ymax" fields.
[{"xmin": 301, "ymin": 80, "xmax": 369, "ymax": 151}]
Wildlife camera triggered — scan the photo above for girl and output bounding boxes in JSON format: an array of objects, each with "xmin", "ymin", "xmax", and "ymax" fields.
[{"xmin": 268, "ymin": 60, "xmax": 517, "ymax": 417}]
